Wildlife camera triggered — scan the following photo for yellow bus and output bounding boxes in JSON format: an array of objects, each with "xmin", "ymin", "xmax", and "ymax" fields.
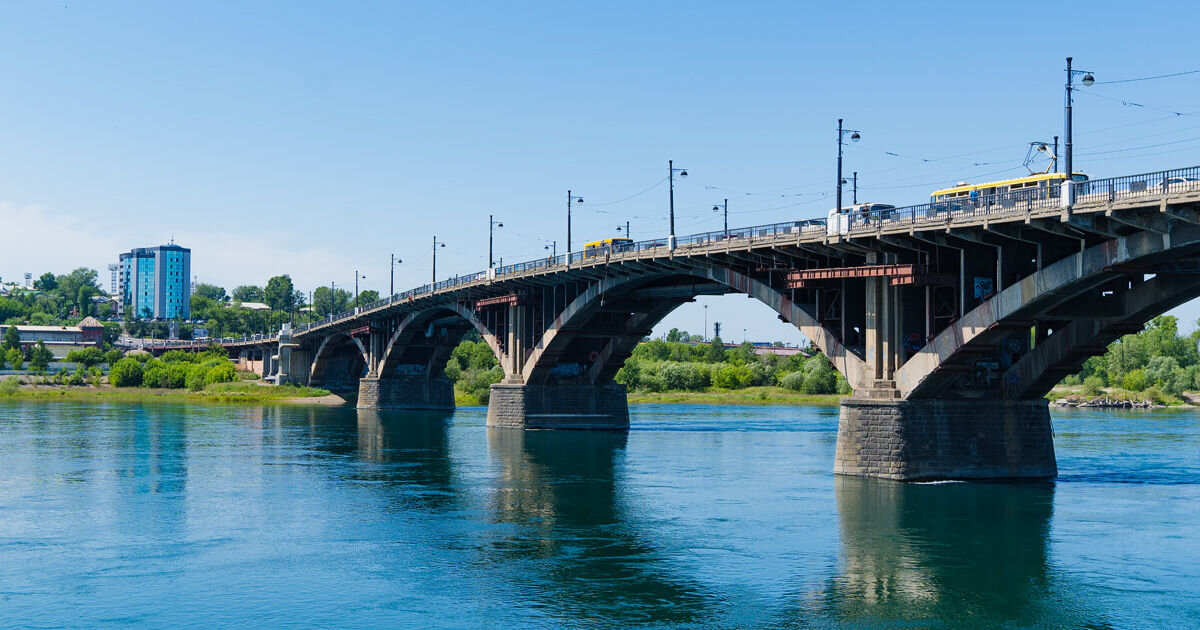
[
  {"xmin": 583, "ymin": 237, "xmax": 633, "ymax": 258},
  {"xmin": 931, "ymin": 172, "xmax": 1088, "ymax": 203}
]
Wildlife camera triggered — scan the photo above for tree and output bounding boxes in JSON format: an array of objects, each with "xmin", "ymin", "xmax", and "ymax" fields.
[
  {"xmin": 705, "ymin": 336, "xmax": 726, "ymax": 363},
  {"xmin": 6, "ymin": 348, "xmax": 23, "ymax": 371},
  {"xmin": 55, "ymin": 268, "xmax": 101, "ymax": 317},
  {"xmin": 33, "ymin": 272, "xmax": 57, "ymax": 291},
  {"xmin": 3, "ymin": 325, "xmax": 20, "ymax": 351},
  {"xmin": 666, "ymin": 328, "xmax": 687, "ymax": 343},
  {"xmin": 312, "ymin": 286, "xmax": 352, "ymax": 316},
  {"xmin": 193, "ymin": 283, "xmax": 229, "ymax": 302},
  {"xmin": 232, "ymin": 285, "xmax": 264, "ymax": 303},
  {"xmin": 356, "ymin": 290, "xmax": 380, "ymax": 307},
  {"xmin": 264, "ymin": 275, "xmax": 295, "ymax": 311},
  {"xmin": 29, "ymin": 340, "xmax": 53, "ymax": 372}
]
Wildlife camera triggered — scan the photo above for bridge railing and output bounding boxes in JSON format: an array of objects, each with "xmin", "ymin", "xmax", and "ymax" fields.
[{"xmin": 1074, "ymin": 165, "xmax": 1200, "ymax": 204}]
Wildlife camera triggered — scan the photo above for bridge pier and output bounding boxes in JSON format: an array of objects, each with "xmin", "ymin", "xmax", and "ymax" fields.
[
  {"xmin": 834, "ymin": 397, "xmax": 1057, "ymax": 481},
  {"xmin": 357, "ymin": 376, "xmax": 455, "ymax": 410},
  {"xmin": 486, "ymin": 381, "xmax": 629, "ymax": 430}
]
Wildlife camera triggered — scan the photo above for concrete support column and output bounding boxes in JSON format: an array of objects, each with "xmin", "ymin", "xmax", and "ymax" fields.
[
  {"xmin": 486, "ymin": 382, "xmax": 629, "ymax": 430},
  {"xmin": 357, "ymin": 376, "xmax": 455, "ymax": 410},
  {"xmin": 834, "ymin": 397, "xmax": 1057, "ymax": 481},
  {"xmin": 504, "ymin": 304, "xmax": 531, "ymax": 378}
]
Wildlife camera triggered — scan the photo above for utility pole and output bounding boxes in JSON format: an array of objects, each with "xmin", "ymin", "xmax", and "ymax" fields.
[{"xmin": 852, "ymin": 172, "xmax": 857, "ymax": 205}]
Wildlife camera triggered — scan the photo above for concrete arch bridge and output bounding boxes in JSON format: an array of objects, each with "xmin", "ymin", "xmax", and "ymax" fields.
[{"xmin": 147, "ymin": 166, "xmax": 1200, "ymax": 480}]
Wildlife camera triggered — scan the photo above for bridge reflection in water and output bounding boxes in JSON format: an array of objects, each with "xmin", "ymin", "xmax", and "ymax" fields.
[
  {"xmin": 484, "ymin": 429, "xmax": 714, "ymax": 625},
  {"xmin": 799, "ymin": 478, "xmax": 1105, "ymax": 628}
]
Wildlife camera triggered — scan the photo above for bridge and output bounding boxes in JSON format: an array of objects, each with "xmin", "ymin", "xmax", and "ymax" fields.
[{"xmin": 147, "ymin": 165, "xmax": 1200, "ymax": 481}]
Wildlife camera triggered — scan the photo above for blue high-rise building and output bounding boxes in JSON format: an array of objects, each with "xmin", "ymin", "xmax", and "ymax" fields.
[{"xmin": 118, "ymin": 244, "xmax": 191, "ymax": 320}]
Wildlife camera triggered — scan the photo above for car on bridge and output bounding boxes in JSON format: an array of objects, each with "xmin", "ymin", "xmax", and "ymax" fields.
[{"xmin": 826, "ymin": 203, "xmax": 897, "ymax": 235}]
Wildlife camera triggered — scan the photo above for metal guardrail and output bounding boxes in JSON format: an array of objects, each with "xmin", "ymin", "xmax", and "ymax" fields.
[{"xmin": 148, "ymin": 165, "xmax": 1200, "ymax": 347}]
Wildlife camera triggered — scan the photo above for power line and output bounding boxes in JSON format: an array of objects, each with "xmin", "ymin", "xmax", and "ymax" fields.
[
  {"xmin": 584, "ymin": 177, "xmax": 668, "ymax": 206},
  {"xmin": 1094, "ymin": 69, "xmax": 1200, "ymax": 85}
]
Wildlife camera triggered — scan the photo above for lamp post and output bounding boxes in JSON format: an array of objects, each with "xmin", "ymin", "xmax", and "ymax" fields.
[
  {"xmin": 489, "ymin": 214, "xmax": 503, "ymax": 268},
  {"xmin": 544, "ymin": 240, "xmax": 557, "ymax": 259},
  {"xmin": 390, "ymin": 254, "xmax": 402, "ymax": 296},
  {"xmin": 836, "ymin": 119, "xmax": 861, "ymax": 215},
  {"xmin": 432, "ymin": 236, "xmax": 445, "ymax": 285},
  {"xmin": 669, "ymin": 160, "xmax": 688, "ymax": 250},
  {"xmin": 615, "ymin": 221, "xmax": 631, "ymax": 241},
  {"xmin": 354, "ymin": 271, "xmax": 366, "ymax": 309},
  {"xmin": 704, "ymin": 304, "xmax": 708, "ymax": 342},
  {"xmin": 1063, "ymin": 56, "xmax": 1095, "ymax": 206},
  {"xmin": 566, "ymin": 190, "xmax": 583, "ymax": 260},
  {"xmin": 329, "ymin": 281, "xmax": 335, "ymax": 318},
  {"xmin": 712, "ymin": 199, "xmax": 728, "ymax": 238}
]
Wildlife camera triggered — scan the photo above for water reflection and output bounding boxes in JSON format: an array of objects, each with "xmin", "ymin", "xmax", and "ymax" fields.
[
  {"xmin": 485, "ymin": 429, "xmax": 713, "ymax": 625},
  {"xmin": 351, "ymin": 409, "xmax": 456, "ymax": 510},
  {"xmin": 812, "ymin": 477, "xmax": 1077, "ymax": 628}
]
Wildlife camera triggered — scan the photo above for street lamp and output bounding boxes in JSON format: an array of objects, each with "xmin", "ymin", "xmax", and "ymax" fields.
[
  {"xmin": 354, "ymin": 271, "xmax": 366, "ymax": 309},
  {"xmin": 712, "ymin": 198, "xmax": 728, "ymax": 238},
  {"xmin": 839, "ymin": 172, "xmax": 857, "ymax": 205},
  {"xmin": 669, "ymin": 160, "xmax": 688, "ymax": 250},
  {"xmin": 615, "ymin": 221, "xmax": 631, "ymax": 241},
  {"xmin": 488, "ymin": 214, "xmax": 504, "ymax": 268},
  {"xmin": 1063, "ymin": 56, "xmax": 1095, "ymax": 206},
  {"xmin": 544, "ymin": 240, "xmax": 557, "ymax": 259},
  {"xmin": 390, "ymin": 254, "xmax": 402, "ymax": 296},
  {"xmin": 432, "ymin": 236, "xmax": 446, "ymax": 285},
  {"xmin": 566, "ymin": 191, "xmax": 583, "ymax": 260},
  {"xmin": 837, "ymin": 119, "xmax": 861, "ymax": 215}
]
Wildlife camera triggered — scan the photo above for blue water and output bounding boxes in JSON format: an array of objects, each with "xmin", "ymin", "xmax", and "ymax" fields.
[{"xmin": 0, "ymin": 401, "xmax": 1197, "ymax": 628}]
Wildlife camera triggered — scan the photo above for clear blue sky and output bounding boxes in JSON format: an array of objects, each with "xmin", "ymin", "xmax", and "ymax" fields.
[{"xmin": 3, "ymin": 0, "xmax": 1200, "ymax": 342}]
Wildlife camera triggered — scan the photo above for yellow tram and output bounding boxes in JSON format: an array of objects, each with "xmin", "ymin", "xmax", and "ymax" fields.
[
  {"xmin": 583, "ymin": 237, "xmax": 633, "ymax": 258},
  {"xmin": 930, "ymin": 172, "xmax": 1088, "ymax": 203}
]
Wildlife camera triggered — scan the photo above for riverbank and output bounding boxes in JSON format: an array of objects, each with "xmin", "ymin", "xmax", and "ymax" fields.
[{"xmin": 0, "ymin": 381, "xmax": 340, "ymax": 404}]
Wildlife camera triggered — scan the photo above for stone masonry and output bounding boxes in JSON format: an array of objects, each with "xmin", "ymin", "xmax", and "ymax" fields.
[
  {"xmin": 487, "ymin": 382, "xmax": 629, "ymax": 430},
  {"xmin": 834, "ymin": 397, "xmax": 1057, "ymax": 481},
  {"xmin": 357, "ymin": 376, "xmax": 455, "ymax": 410}
]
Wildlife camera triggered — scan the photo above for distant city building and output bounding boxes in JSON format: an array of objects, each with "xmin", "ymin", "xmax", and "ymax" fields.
[
  {"xmin": 117, "ymin": 243, "xmax": 191, "ymax": 320},
  {"xmin": 0, "ymin": 317, "xmax": 105, "ymax": 359}
]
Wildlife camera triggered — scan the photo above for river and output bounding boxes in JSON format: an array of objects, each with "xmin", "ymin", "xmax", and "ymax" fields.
[{"xmin": 0, "ymin": 401, "xmax": 1197, "ymax": 628}]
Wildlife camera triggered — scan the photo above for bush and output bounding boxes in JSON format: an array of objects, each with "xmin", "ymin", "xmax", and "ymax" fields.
[
  {"xmin": 67, "ymin": 367, "xmax": 85, "ymax": 386},
  {"xmin": 1121, "ymin": 369, "xmax": 1147, "ymax": 392},
  {"xmin": 459, "ymin": 366, "xmax": 503, "ymax": 403},
  {"xmin": 142, "ymin": 363, "xmax": 168, "ymax": 388},
  {"xmin": 0, "ymin": 376, "xmax": 18, "ymax": 396},
  {"xmin": 1081, "ymin": 375, "xmax": 1105, "ymax": 397},
  {"xmin": 205, "ymin": 362, "xmax": 237, "ymax": 385},
  {"xmin": 66, "ymin": 347, "xmax": 105, "ymax": 367},
  {"xmin": 185, "ymin": 365, "xmax": 208, "ymax": 391},
  {"xmin": 801, "ymin": 364, "xmax": 838, "ymax": 394},
  {"xmin": 780, "ymin": 371, "xmax": 805, "ymax": 392},
  {"xmin": 103, "ymin": 349, "xmax": 124, "ymax": 365},
  {"xmin": 659, "ymin": 362, "xmax": 708, "ymax": 391},
  {"xmin": 109, "ymin": 358, "xmax": 144, "ymax": 387},
  {"xmin": 165, "ymin": 364, "xmax": 190, "ymax": 388}
]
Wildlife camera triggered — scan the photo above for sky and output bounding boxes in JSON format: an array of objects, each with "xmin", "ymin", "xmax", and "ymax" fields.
[{"xmin": 3, "ymin": 0, "xmax": 1200, "ymax": 343}]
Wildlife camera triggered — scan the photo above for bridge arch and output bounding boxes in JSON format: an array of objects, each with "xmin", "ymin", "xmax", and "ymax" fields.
[
  {"xmin": 519, "ymin": 264, "xmax": 869, "ymax": 389},
  {"xmin": 896, "ymin": 225, "xmax": 1200, "ymax": 399},
  {"xmin": 376, "ymin": 302, "xmax": 505, "ymax": 380},
  {"xmin": 309, "ymin": 332, "xmax": 370, "ymax": 391}
]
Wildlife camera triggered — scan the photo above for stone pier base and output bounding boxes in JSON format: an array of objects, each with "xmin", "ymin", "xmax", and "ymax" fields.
[
  {"xmin": 357, "ymin": 376, "xmax": 455, "ymax": 410},
  {"xmin": 486, "ymin": 382, "xmax": 629, "ymax": 430},
  {"xmin": 834, "ymin": 397, "xmax": 1057, "ymax": 481}
]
